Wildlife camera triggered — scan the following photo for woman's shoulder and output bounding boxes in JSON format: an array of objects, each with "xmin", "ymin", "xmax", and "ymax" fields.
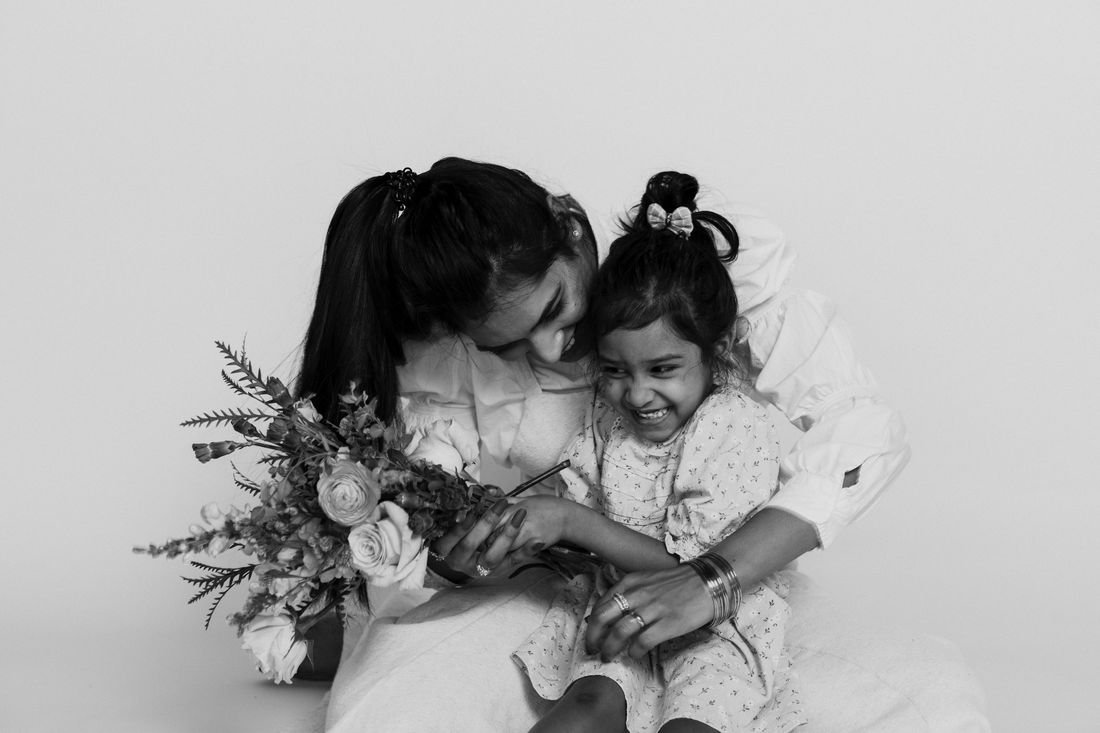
[{"xmin": 718, "ymin": 202, "xmax": 798, "ymax": 313}]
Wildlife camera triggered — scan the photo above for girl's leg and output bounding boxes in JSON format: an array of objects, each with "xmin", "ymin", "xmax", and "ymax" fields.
[
  {"xmin": 528, "ymin": 675, "xmax": 628, "ymax": 733},
  {"xmin": 659, "ymin": 719, "xmax": 719, "ymax": 733}
]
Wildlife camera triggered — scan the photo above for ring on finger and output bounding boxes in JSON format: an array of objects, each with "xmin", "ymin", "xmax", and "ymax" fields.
[
  {"xmin": 475, "ymin": 563, "xmax": 492, "ymax": 577},
  {"xmin": 612, "ymin": 592, "xmax": 631, "ymax": 615},
  {"xmin": 627, "ymin": 611, "xmax": 646, "ymax": 627}
]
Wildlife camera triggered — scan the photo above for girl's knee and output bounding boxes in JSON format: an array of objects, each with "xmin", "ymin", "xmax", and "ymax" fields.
[
  {"xmin": 659, "ymin": 718, "xmax": 719, "ymax": 733},
  {"xmin": 567, "ymin": 675, "xmax": 626, "ymax": 715}
]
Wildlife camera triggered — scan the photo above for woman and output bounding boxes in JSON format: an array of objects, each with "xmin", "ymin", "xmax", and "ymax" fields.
[{"xmin": 298, "ymin": 158, "xmax": 988, "ymax": 732}]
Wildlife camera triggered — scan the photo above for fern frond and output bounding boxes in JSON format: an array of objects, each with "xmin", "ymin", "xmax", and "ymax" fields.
[
  {"xmin": 204, "ymin": 585, "xmax": 235, "ymax": 630},
  {"xmin": 231, "ymin": 463, "xmax": 261, "ymax": 496},
  {"xmin": 215, "ymin": 341, "xmax": 273, "ymax": 401},
  {"xmin": 181, "ymin": 408, "xmax": 273, "ymax": 428},
  {"xmin": 220, "ymin": 370, "xmax": 251, "ymax": 398},
  {"xmin": 182, "ymin": 563, "xmax": 255, "ymax": 605}
]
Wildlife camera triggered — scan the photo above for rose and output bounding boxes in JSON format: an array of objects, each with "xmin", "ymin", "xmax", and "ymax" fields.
[
  {"xmin": 438, "ymin": 484, "xmax": 466, "ymax": 511},
  {"xmin": 348, "ymin": 502, "xmax": 428, "ymax": 590},
  {"xmin": 239, "ymin": 611, "xmax": 308, "ymax": 684},
  {"xmin": 317, "ymin": 458, "xmax": 379, "ymax": 526},
  {"xmin": 409, "ymin": 419, "xmax": 480, "ymax": 473},
  {"xmin": 293, "ymin": 398, "xmax": 322, "ymax": 423}
]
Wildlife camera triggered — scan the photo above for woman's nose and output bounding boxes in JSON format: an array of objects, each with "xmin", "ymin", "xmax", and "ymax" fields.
[{"xmin": 527, "ymin": 328, "xmax": 565, "ymax": 363}]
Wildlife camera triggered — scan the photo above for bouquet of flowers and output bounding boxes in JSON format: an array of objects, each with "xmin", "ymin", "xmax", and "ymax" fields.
[{"xmin": 135, "ymin": 342, "xmax": 506, "ymax": 683}]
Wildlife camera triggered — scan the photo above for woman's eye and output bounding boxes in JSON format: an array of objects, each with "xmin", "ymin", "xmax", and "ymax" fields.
[
  {"xmin": 600, "ymin": 366, "xmax": 624, "ymax": 377},
  {"xmin": 652, "ymin": 366, "xmax": 676, "ymax": 375}
]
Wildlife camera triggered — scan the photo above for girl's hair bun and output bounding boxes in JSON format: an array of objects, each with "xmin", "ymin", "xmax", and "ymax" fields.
[{"xmin": 644, "ymin": 171, "xmax": 699, "ymax": 214}]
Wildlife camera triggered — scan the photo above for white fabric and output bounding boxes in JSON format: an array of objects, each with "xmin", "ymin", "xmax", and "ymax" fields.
[
  {"xmin": 398, "ymin": 203, "xmax": 909, "ymax": 547},
  {"xmin": 319, "ymin": 569, "xmax": 989, "ymax": 733}
]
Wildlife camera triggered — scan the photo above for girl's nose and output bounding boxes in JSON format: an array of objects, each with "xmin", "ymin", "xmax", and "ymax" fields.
[
  {"xmin": 624, "ymin": 382, "xmax": 654, "ymax": 408},
  {"xmin": 527, "ymin": 328, "xmax": 565, "ymax": 363}
]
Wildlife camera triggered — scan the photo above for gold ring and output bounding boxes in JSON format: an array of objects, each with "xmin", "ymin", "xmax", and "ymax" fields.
[
  {"xmin": 612, "ymin": 592, "xmax": 631, "ymax": 615},
  {"xmin": 628, "ymin": 611, "xmax": 646, "ymax": 627}
]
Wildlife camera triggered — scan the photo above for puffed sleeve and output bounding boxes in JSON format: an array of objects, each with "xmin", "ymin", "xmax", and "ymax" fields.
[
  {"xmin": 664, "ymin": 391, "xmax": 781, "ymax": 561},
  {"xmin": 397, "ymin": 337, "xmax": 482, "ymax": 478},
  {"xmin": 742, "ymin": 291, "xmax": 911, "ymax": 547},
  {"xmin": 556, "ymin": 394, "xmax": 617, "ymax": 511},
  {"xmin": 728, "ymin": 205, "xmax": 912, "ymax": 548}
]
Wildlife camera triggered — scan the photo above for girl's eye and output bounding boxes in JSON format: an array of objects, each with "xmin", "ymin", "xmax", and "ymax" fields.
[
  {"xmin": 600, "ymin": 365, "xmax": 624, "ymax": 377},
  {"xmin": 652, "ymin": 365, "xmax": 676, "ymax": 375}
]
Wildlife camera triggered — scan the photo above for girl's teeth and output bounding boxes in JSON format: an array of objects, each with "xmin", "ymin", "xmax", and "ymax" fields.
[
  {"xmin": 635, "ymin": 408, "xmax": 669, "ymax": 421},
  {"xmin": 564, "ymin": 333, "xmax": 576, "ymax": 352}
]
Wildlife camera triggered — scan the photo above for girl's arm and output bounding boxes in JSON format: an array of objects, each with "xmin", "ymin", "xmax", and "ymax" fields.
[{"xmin": 503, "ymin": 496, "xmax": 679, "ymax": 573}]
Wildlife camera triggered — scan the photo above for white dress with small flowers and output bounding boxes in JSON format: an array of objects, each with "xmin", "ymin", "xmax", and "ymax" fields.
[{"xmin": 511, "ymin": 386, "xmax": 806, "ymax": 733}]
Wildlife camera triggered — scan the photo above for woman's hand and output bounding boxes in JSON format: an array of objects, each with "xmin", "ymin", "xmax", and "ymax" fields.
[
  {"xmin": 431, "ymin": 499, "xmax": 528, "ymax": 579},
  {"xmin": 584, "ymin": 565, "xmax": 713, "ymax": 662},
  {"xmin": 584, "ymin": 508, "xmax": 819, "ymax": 661}
]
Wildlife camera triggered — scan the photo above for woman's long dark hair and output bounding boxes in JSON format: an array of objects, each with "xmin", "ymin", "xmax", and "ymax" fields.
[
  {"xmin": 593, "ymin": 171, "xmax": 742, "ymax": 377},
  {"xmin": 296, "ymin": 157, "xmax": 588, "ymax": 423}
]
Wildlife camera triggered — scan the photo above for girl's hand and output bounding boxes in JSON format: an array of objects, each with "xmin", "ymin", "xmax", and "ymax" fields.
[
  {"xmin": 430, "ymin": 498, "xmax": 527, "ymax": 579},
  {"xmin": 584, "ymin": 565, "xmax": 712, "ymax": 662},
  {"xmin": 490, "ymin": 496, "xmax": 579, "ymax": 570}
]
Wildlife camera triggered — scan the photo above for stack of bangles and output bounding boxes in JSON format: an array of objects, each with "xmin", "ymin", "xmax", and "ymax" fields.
[{"xmin": 684, "ymin": 552, "xmax": 742, "ymax": 629}]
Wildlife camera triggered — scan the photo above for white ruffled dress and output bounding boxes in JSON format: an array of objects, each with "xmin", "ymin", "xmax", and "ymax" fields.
[{"xmin": 512, "ymin": 387, "xmax": 807, "ymax": 733}]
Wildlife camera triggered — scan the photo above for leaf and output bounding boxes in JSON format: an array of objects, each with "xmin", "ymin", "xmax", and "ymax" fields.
[
  {"xmin": 231, "ymin": 463, "xmax": 261, "ymax": 496},
  {"xmin": 215, "ymin": 341, "xmax": 275, "ymax": 403},
  {"xmin": 220, "ymin": 370, "xmax": 250, "ymax": 398},
  {"xmin": 181, "ymin": 408, "xmax": 273, "ymax": 428},
  {"xmin": 181, "ymin": 563, "xmax": 256, "ymax": 629}
]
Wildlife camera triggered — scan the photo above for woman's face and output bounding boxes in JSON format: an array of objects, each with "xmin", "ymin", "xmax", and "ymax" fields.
[{"xmin": 464, "ymin": 244, "xmax": 597, "ymax": 364}]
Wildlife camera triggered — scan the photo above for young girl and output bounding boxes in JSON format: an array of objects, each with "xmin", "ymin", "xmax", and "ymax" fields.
[{"xmin": 501, "ymin": 172, "xmax": 806, "ymax": 733}]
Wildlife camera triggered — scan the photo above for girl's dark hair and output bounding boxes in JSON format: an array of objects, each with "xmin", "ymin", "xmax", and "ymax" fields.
[
  {"xmin": 594, "ymin": 171, "xmax": 741, "ymax": 379},
  {"xmin": 297, "ymin": 157, "xmax": 591, "ymax": 423}
]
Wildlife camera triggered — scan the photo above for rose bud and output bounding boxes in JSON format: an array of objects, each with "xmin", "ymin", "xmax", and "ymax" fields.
[
  {"xmin": 266, "ymin": 417, "xmax": 289, "ymax": 443},
  {"xmin": 192, "ymin": 443, "xmax": 213, "ymax": 463},
  {"xmin": 266, "ymin": 377, "xmax": 295, "ymax": 408},
  {"xmin": 395, "ymin": 492, "xmax": 423, "ymax": 510},
  {"xmin": 232, "ymin": 418, "xmax": 261, "ymax": 439},
  {"xmin": 408, "ymin": 510, "xmax": 435, "ymax": 536},
  {"xmin": 209, "ymin": 441, "xmax": 242, "ymax": 459}
]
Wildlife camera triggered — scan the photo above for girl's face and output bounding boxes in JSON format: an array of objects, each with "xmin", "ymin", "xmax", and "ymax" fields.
[
  {"xmin": 598, "ymin": 319, "xmax": 715, "ymax": 444},
  {"xmin": 464, "ymin": 241, "xmax": 597, "ymax": 364}
]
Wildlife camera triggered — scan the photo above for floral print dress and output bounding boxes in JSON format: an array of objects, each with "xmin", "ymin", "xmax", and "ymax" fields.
[{"xmin": 511, "ymin": 386, "xmax": 806, "ymax": 733}]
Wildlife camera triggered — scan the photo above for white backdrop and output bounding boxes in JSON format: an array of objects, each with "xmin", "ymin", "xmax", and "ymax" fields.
[{"xmin": 2, "ymin": 3, "xmax": 1097, "ymax": 732}]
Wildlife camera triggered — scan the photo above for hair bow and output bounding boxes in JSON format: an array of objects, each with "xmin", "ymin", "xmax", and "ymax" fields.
[{"xmin": 646, "ymin": 203, "xmax": 694, "ymax": 237}]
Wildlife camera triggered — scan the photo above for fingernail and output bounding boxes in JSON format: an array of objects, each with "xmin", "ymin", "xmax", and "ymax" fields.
[
  {"xmin": 532, "ymin": 541, "xmax": 545, "ymax": 552},
  {"xmin": 510, "ymin": 508, "xmax": 527, "ymax": 527},
  {"xmin": 491, "ymin": 499, "xmax": 509, "ymax": 515}
]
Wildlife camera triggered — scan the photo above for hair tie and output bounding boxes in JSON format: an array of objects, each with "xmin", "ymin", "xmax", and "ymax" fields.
[
  {"xmin": 646, "ymin": 203, "xmax": 693, "ymax": 238},
  {"xmin": 384, "ymin": 168, "xmax": 418, "ymax": 214}
]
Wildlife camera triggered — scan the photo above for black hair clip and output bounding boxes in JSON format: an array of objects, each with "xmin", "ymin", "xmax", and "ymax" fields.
[{"xmin": 384, "ymin": 168, "xmax": 418, "ymax": 213}]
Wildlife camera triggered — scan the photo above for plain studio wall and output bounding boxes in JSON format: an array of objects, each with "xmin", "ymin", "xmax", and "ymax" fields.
[{"xmin": 1, "ymin": 3, "xmax": 1097, "ymax": 732}]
